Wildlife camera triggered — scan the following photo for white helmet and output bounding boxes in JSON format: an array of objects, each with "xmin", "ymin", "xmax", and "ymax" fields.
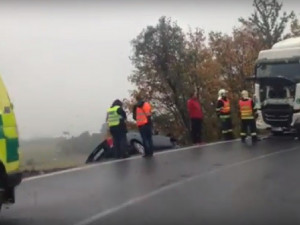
[
  {"xmin": 218, "ymin": 89, "xmax": 227, "ymax": 97},
  {"xmin": 241, "ymin": 90, "xmax": 249, "ymax": 98}
]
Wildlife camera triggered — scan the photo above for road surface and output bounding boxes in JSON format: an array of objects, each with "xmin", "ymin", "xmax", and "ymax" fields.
[{"xmin": 1, "ymin": 137, "xmax": 300, "ymax": 225}]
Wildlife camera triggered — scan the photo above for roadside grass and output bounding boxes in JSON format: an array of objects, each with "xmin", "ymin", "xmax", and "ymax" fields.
[{"xmin": 19, "ymin": 139, "xmax": 87, "ymax": 172}]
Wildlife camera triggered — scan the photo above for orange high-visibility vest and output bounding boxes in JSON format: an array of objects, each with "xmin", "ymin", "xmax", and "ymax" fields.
[
  {"xmin": 136, "ymin": 102, "xmax": 151, "ymax": 126},
  {"xmin": 239, "ymin": 99, "xmax": 254, "ymax": 120},
  {"xmin": 220, "ymin": 99, "xmax": 230, "ymax": 114}
]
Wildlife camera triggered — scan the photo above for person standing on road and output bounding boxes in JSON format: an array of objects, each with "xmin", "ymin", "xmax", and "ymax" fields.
[
  {"xmin": 187, "ymin": 92, "xmax": 204, "ymax": 144},
  {"xmin": 106, "ymin": 99, "xmax": 129, "ymax": 159},
  {"xmin": 133, "ymin": 95, "xmax": 153, "ymax": 157},
  {"xmin": 239, "ymin": 90, "xmax": 258, "ymax": 143},
  {"xmin": 216, "ymin": 89, "xmax": 234, "ymax": 140}
]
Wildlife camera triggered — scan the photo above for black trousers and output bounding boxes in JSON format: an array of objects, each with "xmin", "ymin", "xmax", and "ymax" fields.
[
  {"xmin": 139, "ymin": 124, "xmax": 153, "ymax": 156},
  {"xmin": 240, "ymin": 119, "xmax": 257, "ymax": 140},
  {"xmin": 221, "ymin": 117, "xmax": 234, "ymax": 140},
  {"xmin": 191, "ymin": 118, "xmax": 202, "ymax": 143},
  {"xmin": 0, "ymin": 172, "xmax": 14, "ymax": 203},
  {"xmin": 110, "ymin": 128, "xmax": 127, "ymax": 158}
]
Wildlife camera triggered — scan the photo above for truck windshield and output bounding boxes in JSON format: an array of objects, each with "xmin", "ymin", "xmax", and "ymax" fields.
[{"xmin": 256, "ymin": 62, "xmax": 300, "ymax": 81}]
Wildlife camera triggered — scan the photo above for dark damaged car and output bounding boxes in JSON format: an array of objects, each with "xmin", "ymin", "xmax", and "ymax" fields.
[{"xmin": 86, "ymin": 131, "xmax": 178, "ymax": 163}]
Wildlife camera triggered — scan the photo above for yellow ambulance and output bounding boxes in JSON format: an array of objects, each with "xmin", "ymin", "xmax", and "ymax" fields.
[{"xmin": 0, "ymin": 76, "xmax": 21, "ymax": 210}]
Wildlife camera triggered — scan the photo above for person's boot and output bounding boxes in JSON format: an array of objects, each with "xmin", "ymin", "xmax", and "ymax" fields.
[
  {"xmin": 226, "ymin": 132, "xmax": 234, "ymax": 140},
  {"xmin": 122, "ymin": 152, "xmax": 130, "ymax": 159},
  {"xmin": 252, "ymin": 136, "xmax": 258, "ymax": 144},
  {"xmin": 3, "ymin": 188, "xmax": 15, "ymax": 204}
]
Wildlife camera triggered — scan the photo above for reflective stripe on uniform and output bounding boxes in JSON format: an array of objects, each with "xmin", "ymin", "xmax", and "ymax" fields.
[
  {"xmin": 220, "ymin": 115, "xmax": 230, "ymax": 119},
  {"xmin": 222, "ymin": 129, "xmax": 233, "ymax": 134},
  {"xmin": 242, "ymin": 116, "xmax": 254, "ymax": 120}
]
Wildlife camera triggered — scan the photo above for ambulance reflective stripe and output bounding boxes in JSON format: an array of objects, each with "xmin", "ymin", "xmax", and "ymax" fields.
[
  {"xmin": 107, "ymin": 106, "xmax": 121, "ymax": 127},
  {"xmin": 239, "ymin": 99, "xmax": 254, "ymax": 120},
  {"xmin": 0, "ymin": 76, "xmax": 20, "ymax": 173},
  {"xmin": 0, "ymin": 112, "xmax": 20, "ymax": 173},
  {"xmin": 0, "ymin": 110, "xmax": 19, "ymax": 167},
  {"xmin": 222, "ymin": 129, "xmax": 233, "ymax": 134}
]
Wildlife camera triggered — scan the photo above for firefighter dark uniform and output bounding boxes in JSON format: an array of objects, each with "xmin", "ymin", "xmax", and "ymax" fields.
[
  {"xmin": 216, "ymin": 97, "xmax": 234, "ymax": 140},
  {"xmin": 239, "ymin": 97, "xmax": 257, "ymax": 143}
]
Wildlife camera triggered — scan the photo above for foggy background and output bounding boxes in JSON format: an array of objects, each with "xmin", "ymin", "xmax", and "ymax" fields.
[{"xmin": 0, "ymin": 0, "xmax": 298, "ymax": 139}]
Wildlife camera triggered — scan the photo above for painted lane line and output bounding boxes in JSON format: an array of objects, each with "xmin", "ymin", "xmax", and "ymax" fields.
[
  {"xmin": 23, "ymin": 139, "xmax": 238, "ymax": 182},
  {"xmin": 73, "ymin": 146, "xmax": 299, "ymax": 225}
]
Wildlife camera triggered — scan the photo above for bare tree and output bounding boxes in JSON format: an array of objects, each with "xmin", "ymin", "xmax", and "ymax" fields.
[{"xmin": 239, "ymin": 0, "xmax": 294, "ymax": 48}]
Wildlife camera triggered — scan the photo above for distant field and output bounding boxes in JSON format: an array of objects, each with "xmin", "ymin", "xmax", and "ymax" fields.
[{"xmin": 19, "ymin": 136, "xmax": 94, "ymax": 171}]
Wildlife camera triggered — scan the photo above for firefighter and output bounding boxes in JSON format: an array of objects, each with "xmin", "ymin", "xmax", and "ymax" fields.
[
  {"xmin": 239, "ymin": 90, "xmax": 258, "ymax": 143},
  {"xmin": 133, "ymin": 95, "xmax": 153, "ymax": 157},
  {"xmin": 216, "ymin": 89, "xmax": 234, "ymax": 140},
  {"xmin": 106, "ymin": 99, "xmax": 129, "ymax": 159}
]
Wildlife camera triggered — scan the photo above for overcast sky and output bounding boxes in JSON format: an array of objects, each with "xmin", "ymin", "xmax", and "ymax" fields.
[{"xmin": 0, "ymin": 0, "xmax": 298, "ymax": 139}]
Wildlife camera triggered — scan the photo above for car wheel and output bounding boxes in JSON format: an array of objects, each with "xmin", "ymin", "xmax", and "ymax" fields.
[
  {"xmin": 94, "ymin": 149, "xmax": 105, "ymax": 162},
  {"xmin": 132, "ymin": 141, "xmax": 145, "ymax": 155}
]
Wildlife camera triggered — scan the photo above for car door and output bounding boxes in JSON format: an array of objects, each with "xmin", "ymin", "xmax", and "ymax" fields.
[{"xmin": 152, "ymin": 134, "xmax": 173, "ymax": 150}]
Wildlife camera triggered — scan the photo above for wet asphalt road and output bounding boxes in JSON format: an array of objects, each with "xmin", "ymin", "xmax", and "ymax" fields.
[{"xmin": 1, "ymin": 137, "xmax": 300, "ymax": 225}]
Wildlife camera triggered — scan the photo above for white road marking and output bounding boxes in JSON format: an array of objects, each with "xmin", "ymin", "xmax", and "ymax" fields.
[
  {"xmin": 74, "ymin": 146, "xmax": 299, "ymax": 225},
  {"xmin": 23, "ymin": 139, "xmax": 237, "ymax": 182}
]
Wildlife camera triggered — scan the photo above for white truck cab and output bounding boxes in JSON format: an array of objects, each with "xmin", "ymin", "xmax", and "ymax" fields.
[{"xmin": 253, "ymin": 37, "xmax": 300, "ymax": 136}]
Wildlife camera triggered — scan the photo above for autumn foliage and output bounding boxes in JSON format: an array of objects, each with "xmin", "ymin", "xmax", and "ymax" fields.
[{"xmin": 126, "ymin": 0, "xmax": 299, "ymax": 144}]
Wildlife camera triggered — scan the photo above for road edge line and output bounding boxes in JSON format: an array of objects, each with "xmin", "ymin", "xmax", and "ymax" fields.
[
  {"xmin": 73, "ymin": 145, "xmax": 299, "ymax": 225},
  {"xmin": 23, "ymin": 139, "xmax": 238, "ymax": 182}
]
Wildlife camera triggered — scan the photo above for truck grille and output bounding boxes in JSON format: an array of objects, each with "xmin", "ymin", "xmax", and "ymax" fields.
[{"xmin": 262, "ymin": 105, "xmax": 293, "ymax": 127}]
